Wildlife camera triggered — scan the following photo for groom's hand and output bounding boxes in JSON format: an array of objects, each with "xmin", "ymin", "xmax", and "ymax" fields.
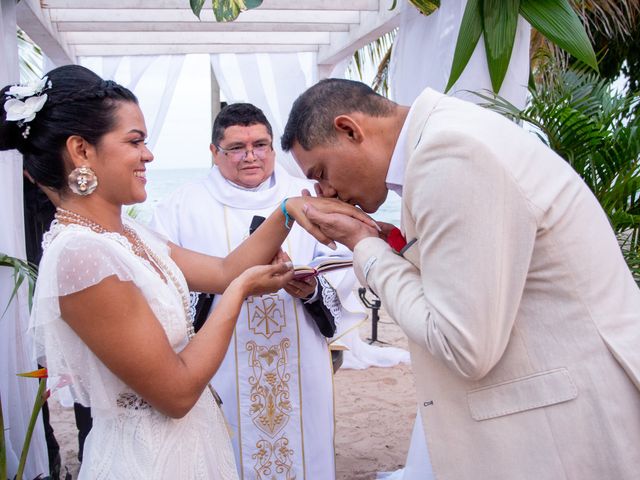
[{"xmin": 303, "ymin": 204, "xmax": 378, "ymax": 251}]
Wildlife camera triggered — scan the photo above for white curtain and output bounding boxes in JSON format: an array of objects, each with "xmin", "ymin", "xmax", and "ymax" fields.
[
  {"xmin": 210, "ymin": 52, "xmax": 317, "ymax": 177},
  {"xmin": 80, "ymin": 55, "xmax": 186, "ymax": 151},
  {"xmin": 0, "ymin": 0, "xmax": 49, "ymax": 477},
  {"xmin": 389, "ymin": 0, "xmax": 531, "ymax": 109}
]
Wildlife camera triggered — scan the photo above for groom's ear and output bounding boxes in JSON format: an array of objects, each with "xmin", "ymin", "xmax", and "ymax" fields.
[{"xmin": 334, "ymin": 115, "xmax": 364, "ymax": 144}]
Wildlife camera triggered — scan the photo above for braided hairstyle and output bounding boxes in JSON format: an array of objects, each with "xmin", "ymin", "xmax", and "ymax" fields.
[{"xmin": 0, "ymin": 65, "xmax": 138, "ymax": 190}]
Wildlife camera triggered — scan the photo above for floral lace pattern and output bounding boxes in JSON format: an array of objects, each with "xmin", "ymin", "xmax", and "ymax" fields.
[{"xmin": 319, "ymin": 276, "xmax": 341, "ymax": 325}]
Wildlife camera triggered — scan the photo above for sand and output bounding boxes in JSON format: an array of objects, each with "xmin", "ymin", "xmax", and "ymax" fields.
[{"xmin": 48, "ymin": 310, "xmax": 417, "ymax": 479}]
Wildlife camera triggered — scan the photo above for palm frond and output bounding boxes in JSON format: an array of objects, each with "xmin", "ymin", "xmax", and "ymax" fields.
[
  {"xmin": 478, "ymin": 67, "xmax": 640, "ymax": 283},
  {"xmin": 348, "ymin": 30, "xmax": 397, "ymax": 96},
  {"xmin": 17, "ymin": 29, "xmax": 43, "ymax": 83},
  {"xmin": 0, "ymin": 254, "xmax": 38, "ymax": 318}
]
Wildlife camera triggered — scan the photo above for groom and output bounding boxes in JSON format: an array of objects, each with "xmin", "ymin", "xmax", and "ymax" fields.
[{"xmin": 281, "ymin": 78, "xmax": 640, "ymax": 479}]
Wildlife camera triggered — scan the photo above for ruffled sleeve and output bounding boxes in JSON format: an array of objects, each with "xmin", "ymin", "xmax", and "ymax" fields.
[{"xmin": 29, "ymin": 224, "xmax": 166, "ymax": 412}]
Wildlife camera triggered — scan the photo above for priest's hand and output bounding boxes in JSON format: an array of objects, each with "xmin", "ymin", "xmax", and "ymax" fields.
[
  {"xmin": 285, "ymin": 193, "xmax": 379, "ymax": 249},
  {"xmin": 234, "ymin": 262, "xmax": 295, "ymax": 298},
  {"xmin": 302, "ymin": 203, "xmax": 379, "ymax": 251},
  {"xmin": 272, "ymin": 250, "xmax": 317, "ymax": 299}
]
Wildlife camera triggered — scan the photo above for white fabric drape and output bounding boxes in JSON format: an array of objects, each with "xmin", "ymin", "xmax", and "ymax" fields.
[
  {"xmin": 80, "ymin": 55, "xmax": 186, "ymax": 150},
  {"xmin": 389, "ymin": 0, "xmax": 531, "ymax": 109},
  {"xmin": 210, "ymin": 52, "xmax": 317, "ymax": 177},
  {"xmin": 0, "ymin": 0, "xmax": 48, "ymax": 477}
]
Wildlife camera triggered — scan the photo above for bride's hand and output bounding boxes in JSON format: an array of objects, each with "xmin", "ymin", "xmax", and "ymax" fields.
[
  {"xmin": 285, "ymin": 193, "xmax": 379, "ymax": 249},
  {"xmin": 233, "ymin": 261, "xmax": 294, "ymax": 297}
]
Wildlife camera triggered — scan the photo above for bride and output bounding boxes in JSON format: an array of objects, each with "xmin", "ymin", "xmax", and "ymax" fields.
[{"xmin": 0, "ymin": 65, "xmax": 373, "ymax": 479}]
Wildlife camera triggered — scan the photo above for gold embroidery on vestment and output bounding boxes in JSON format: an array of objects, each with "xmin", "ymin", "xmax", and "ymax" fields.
[
  {"xmin": 252, "ymin": 436, "xmax": 296, "ymax": 480},
  {"xmin": 248, "ymin": 293, "xmax": 286, "ymax": 338},
  {"xmin": 247, "ymin": 338, "xmax": 292, "ymax": 437}
]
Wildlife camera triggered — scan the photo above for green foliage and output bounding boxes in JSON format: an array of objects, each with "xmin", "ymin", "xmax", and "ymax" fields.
[
  {"xmin": 0, "ymin": 376, "xmax": 49, "ymax": 480},
  {"xmin": 17, "ymin": 29, "xmax": 42, "ymax": 83},
  {"xmin": 445, "ymin": 0, "xmax": 483, "ymax": 93},
  {"xmin": 483, "ymin": 0, "xmax": 520, "ymax": 93},
  {"xmin": 0, "ymin": 254, "xmax": 38, "ymax": 319},
  {"xmin": 408, "ymin": 0, "xmax": 441, "ymax": 15},
  {"xmin": 189, "ymin": 0, "xmax": 263, "ymax": 22},
  {"xmin": 446, "ymin": 0, "xmax": 598, "ymax": 93},
  {"xmin": 190, "ymin": 0, "xmax": 205, "ymax": 18},
  {"xmin": 577, "ymin": 3, "xmax": 640, "ymax": 92},
  {"xmin": 348, "ymin": 30, "xmax": 397, "ymax": 97},
  {"xmin": 476, "ymin": 68, "xmax": 640, "ymax": 283}
]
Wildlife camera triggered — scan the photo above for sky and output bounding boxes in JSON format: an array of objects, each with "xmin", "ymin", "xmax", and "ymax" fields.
[{"xmin": 151, "ymin": 54, "xmax": 214, "ymax": 170}]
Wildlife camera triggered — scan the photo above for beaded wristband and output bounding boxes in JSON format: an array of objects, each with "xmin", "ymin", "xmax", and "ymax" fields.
[{"xmin": 281, "ymin": 198, "xmax": 293, "ymax": 230}]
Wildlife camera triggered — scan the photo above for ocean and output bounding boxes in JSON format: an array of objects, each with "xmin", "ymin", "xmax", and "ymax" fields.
[{"xmin": 138, "ymin": 167, "xmax": 403, "ymax": 227}]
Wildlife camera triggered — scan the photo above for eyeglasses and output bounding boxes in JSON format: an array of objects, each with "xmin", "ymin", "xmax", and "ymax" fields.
[{"xmin": 216, "ymin": 142, "xmax": 273, "ymax": 161}]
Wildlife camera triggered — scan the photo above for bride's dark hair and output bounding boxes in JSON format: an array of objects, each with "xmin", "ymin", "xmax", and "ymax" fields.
[{"xmin": 0, "ymin": 64, "xmax": 138, "ymax": 190}]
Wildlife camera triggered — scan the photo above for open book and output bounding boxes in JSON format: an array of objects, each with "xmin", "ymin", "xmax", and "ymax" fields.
[{"xmin": 293, "ymin": 258, "xmax": 353, "ymax": 280}]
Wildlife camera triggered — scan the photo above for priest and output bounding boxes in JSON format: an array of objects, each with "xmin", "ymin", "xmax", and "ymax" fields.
[{"xmin": 150, "ymin": 103, "xmax": 354, "ymax": 479}]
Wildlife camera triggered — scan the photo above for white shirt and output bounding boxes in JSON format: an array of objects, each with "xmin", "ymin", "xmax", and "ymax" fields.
[{"xmin": 385, "ymin": 105, "xmax": 416, "ymax": 197}]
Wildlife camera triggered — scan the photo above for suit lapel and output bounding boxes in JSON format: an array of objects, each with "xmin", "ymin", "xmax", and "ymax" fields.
[{"xmin": 400, "ymin": 88, "xmax": 445, "ymax": 239}]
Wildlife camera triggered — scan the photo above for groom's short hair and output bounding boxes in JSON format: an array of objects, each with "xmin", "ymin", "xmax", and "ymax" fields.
[
  {"xmin": 281, "ymin": 78, "xmax": 395, "ymax": 151},
  {"xmin": 212, "ymin": 103, "xmax": 273, "ymax": 145}
]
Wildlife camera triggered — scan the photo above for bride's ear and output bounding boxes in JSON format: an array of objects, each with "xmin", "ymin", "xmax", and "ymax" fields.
[{"xmin": 65, "ymin": 135, "xmax": 92, "ymax": 168}]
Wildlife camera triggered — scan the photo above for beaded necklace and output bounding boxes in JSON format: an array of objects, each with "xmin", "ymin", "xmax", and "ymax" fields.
[{"xmin": 54, "ymin": 207, "xmax": 222, "ymax": 405}]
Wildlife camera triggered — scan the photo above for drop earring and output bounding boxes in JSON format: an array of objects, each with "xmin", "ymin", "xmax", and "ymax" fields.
[{"xmin": 68, "ymin": 166, "xmax": 98, "ymax": 196}]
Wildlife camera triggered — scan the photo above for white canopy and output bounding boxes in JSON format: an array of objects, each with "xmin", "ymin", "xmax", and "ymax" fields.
[{"xmin": 17, "ymin": 0, "xmax": 401, "ymax": 72}]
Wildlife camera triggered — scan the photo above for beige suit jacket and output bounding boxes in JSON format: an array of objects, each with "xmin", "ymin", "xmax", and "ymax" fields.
[{"xmin": 354, "ymin": 88, "xmax": 640, "ymax": 479}]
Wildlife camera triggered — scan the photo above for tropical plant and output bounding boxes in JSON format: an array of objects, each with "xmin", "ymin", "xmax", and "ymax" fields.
[
  {"xmin": 475, "ymin": 67, "xmax": 640, "ymax": 283},
  {"xmin": 0, "ymin": 369, "xmax": 47, "ymax": 480},
  {"xmin": 17, "ymin": 29, "xmax": 42, "ymax": 84},
  {"xmin": 189, "ymin": 0, "xmax": 262, "ymax": 22},
  {"xmin": 0, "ymin": 254, "xmax": 37, "ymax": 319},
  {"xmin": 384, "ymin": 0, "xmax": 597, "ymax": 93},
  {"xmin": 348, "ymin": 30, "xmax": 397, "ymax": 97},
  {"xmin": 444, "ymin": 0, "xmax": 598, "ymax": 93}
]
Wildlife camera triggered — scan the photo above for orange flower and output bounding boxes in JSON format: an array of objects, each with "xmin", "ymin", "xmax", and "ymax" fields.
[{"xmin": 16, "ymin": 367, "xmax": 48, "ymax": 379}]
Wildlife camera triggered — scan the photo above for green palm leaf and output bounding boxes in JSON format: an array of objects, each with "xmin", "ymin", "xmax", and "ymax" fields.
[
  {"xmin": 0, "ymin": 254, "xmax": 38, "ymax": 319},
  {"xmin": 477, "ymin": 68, "xmax": 640, "ymax": 282},
  {"xmin": 482, "ymin": 0, "xmax": 521, "ymax": 92},
  {"xmin": 445, "ymin": 0, "xmax": 483, "ymax": 93},
  {"xmin": 520, "ymin": 0, "xmax": 598, "ymax": 72}
]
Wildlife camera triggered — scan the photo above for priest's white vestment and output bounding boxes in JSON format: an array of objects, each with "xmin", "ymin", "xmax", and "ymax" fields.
[{"xmin": 150, "ymin": 164, "xmax": 348, "ymax": 480}]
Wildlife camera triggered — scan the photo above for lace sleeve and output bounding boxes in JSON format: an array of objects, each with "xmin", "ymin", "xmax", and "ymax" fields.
[{"xmin": 29, "ymin": 226, "xmax": 157, "ymax": 410}]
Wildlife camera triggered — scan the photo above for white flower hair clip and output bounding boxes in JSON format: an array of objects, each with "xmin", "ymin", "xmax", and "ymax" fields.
[{"xmin": 4, "ymin": 76, "xmax": 52, "ymax": 138}]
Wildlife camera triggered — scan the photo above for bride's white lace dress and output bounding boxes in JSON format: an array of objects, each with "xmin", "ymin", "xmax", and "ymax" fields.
[{"xmin": 30, "ymin": 218, "xmax": 238, "ymax": 479}]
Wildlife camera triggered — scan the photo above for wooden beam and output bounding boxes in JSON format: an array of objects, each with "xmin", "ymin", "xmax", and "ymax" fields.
[
  {"xmin": 75, "ymin": 44, "xmax": 318, "ymax": 56},
  {"xmin": 17, "ymin": 0, "xmax": 76, "ymax": 65},
  {"xmin": 49, "ymin": 9, "xmax": 361, "ymax": 23},
  {"xmin": 317, "ymin": 6, "xmax": 400, "ymax": 65},
  {"xmin": 42, "ymin": 0, "xmax": 378, "ymax": 10},
  {"xmin": 56, "ymin": 21, "xmax": 349, "ymax": 32},
  {"xmin": 65, "ymin": 31, "xmax": 331, "ymax": 45}
]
